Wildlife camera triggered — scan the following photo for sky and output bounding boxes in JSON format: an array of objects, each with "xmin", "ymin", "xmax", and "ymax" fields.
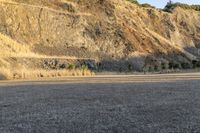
[{"xmin": 138, "ymin": 0, "xmax": 200, "ymax": 8}]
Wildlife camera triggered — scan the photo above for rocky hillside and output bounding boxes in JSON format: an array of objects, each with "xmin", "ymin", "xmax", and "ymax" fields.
[{"xmin": 0, "ymin": 0, "xmax": 200, "ymax": 71}]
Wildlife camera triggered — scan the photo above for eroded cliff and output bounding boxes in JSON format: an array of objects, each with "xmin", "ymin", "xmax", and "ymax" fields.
[{"xmin": 0, "ymin": 0, "xmax": 200, "ymax": 72}]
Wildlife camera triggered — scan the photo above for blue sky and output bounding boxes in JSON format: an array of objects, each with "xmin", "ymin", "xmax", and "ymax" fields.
[{"xmin": 138, "ymin": 0, "xmax": 200, "ymax": 8}]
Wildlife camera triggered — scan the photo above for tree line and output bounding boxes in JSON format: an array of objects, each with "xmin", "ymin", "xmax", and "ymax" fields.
[
  {"xmin": 126, "ymin": 0, "xmax": 200, "ymax": 12},
  {"xmin": 164, "ymin": 1, "xmax": 200, "ymax": 12}
]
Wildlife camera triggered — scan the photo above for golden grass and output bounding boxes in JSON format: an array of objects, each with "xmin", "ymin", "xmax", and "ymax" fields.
[
  {"xmin": 0, "ymin": 33, "xmax": 95, "ymax": 80},
  {"xmin": 0, "ymin": 67, "xmax": 94, "ymax": 80},
  {"xmin": 0, "ymin": 33, "xmax": 32, "ymax": 57}
]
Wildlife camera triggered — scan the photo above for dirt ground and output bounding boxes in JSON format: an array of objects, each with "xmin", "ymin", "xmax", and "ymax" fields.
[{"xmin": 0, "ymin": 73, "xmax": 200, "ymax": 133}]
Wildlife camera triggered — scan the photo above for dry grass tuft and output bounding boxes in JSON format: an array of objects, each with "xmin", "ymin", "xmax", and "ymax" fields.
[{"xmin": 0, "ymin": 68, "xmax": 94, "ymax": 80}]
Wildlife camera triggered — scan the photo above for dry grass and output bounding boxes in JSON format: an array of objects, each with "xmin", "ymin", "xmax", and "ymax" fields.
[
  {"xmin": 0, "ymin": 68, "xmax": 94, "ymax": 80},
  {"xmin": 0, "ymin": 33, "xmax": 95, "ymax": 80},
  {"xmin": 0, "ymin": 33, "xmax": 32, "ymax": 57}
]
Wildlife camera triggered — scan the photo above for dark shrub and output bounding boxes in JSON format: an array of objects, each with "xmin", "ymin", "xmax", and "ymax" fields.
[
  {"xmin": 169, "ymin": 61, "xmax": 181, "ymax": 69},
  {"xmin": 161, "ymin": 61, "xmax": 169, "ymax": 70},
  {"xmin": 148, "ymin": 66, "xmax": 154, "ymax": 72},
  {"xmin": 154, "ymin": 65, "xmax": 159, "ymax": 71},
  {"xmin": 197, "ymin": 61, "xmax": 200, "ymax": 67},
  {"xmin": 192, "ymin": 60, "xmax": 198, "ymax": 68},
  {"xmin": 128, "ymin": 64, "xmax": 133, "ymax": 71},
  {"xmin": 169, "ymin": 62, "xmax": 174, "ymax": 69},
  {"xmin": 173, "ymin": 63, "xmax": 181, "ymax": 69},
  {"xmin": 181, "ymin": 62, "xmax": 191, "ymax": 69}
]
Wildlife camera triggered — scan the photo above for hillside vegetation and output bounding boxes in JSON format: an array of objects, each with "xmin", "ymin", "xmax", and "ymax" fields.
[
  {"xmin": 0, "ymin": 0, "xmax": 200, "ymax": 79},
  {"xmin": 164, "ymin": 1, "xmax": 200, "ymax": 12}
]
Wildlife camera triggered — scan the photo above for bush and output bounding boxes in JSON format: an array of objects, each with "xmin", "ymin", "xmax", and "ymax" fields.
[
  {"xmin": 181, "ymin": 62, "xmax": 191, "ymax": 69},
  {"xmin": 197, "ymin": 61, "xmax": 200, "ymax": 67},
  {"xmin": 154, "ymin": 65, "xmax": 160, "ymax": 71},
  {"xmin": 174, "ymin": 63, "xmax": 181, "ymax": 69},
  {"xmin": 128, "ymin": 64, "xmax": 133, "ymax": 71},
  {"xmin": 141, "ymin": 3, "xmax": 155, "ymax": 8},
  {"xmin": 192, "ymin": 60, "xmax": 198, "ymax": 68},
  {"xmin": 127, "ymin": 0, "xmax": 139, "ymax": 5},
  {"xmin": 169, "ymin": 62, "xmax": 174, "ymax": 69},
  {"xmin": 81, "ymin": 65, "xmax": 88, "ymax": 71},
  {"xmin": 148, "ymin": 66, "xmax": 154, "ymax": 72},
  {"xmin": 169, "ymin": 61, "xmax": 181, "ymax": 69},
  {"xmin": 68, "ymin": 64, "xmax": 76, "ymax": 70},
  {"xmin": 161, "ymin": 61, "xmax": 169, "ymax": 70}
]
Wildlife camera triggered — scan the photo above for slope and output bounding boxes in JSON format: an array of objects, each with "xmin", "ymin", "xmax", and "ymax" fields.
[{"xmin": 0, "ymin": 0, "xmax": 200, "ymax": 72}]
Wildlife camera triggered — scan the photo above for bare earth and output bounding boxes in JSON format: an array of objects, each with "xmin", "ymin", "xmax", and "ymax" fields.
[{"xmin": 1, "ymin": 73, "xmax": 200, "ymax": 133}]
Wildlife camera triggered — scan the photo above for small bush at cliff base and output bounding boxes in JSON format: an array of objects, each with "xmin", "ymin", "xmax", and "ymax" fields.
[
  {"xmin": 181, "ymin": 62, "xmax": 191, "ymax": 69},
  {"xmin": 68, "ymin": 64, "xmax": 76, "ymax": 70},
  {"xmin": 81, "ymin": 65, "xmax": 88, "ymax": 71},
  {"xmin": 169, "ymin": 61, "xmax": 181, "ymax": 69},
  {"xmin": 161, "ymin": 61, "xmax": 169, "ymax": 70},
  {"xmin": 196, "ymin": 61, "xmax": 200, "ymax": 67},
  {"xmin": 192, "ymin": 60, "xmax": 198, "ymax": 68}
]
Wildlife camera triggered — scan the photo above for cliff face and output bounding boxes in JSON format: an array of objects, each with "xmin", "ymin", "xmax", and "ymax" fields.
[{"xmin": 0, "ymin": 0, "xmax": 200, "ymax": 71}]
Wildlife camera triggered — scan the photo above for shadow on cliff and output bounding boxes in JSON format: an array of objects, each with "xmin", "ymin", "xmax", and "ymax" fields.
[
  {"xmin": 97, "ymin": 49, "xmax": 199, "ymax": 72},
  {"xmin": 33, "ymin": 44, "xmax": 200, "ymax": 72}
]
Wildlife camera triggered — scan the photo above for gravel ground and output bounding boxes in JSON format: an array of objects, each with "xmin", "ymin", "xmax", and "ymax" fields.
[{"xmin": 0, "ymin": 74, "xmax": 200, "ymax": 133}]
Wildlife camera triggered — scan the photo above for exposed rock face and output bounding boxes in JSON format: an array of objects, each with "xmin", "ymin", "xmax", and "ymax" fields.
[{"xmin": 0, "ymin": 0, "xmax": 200, "ymax": 71}]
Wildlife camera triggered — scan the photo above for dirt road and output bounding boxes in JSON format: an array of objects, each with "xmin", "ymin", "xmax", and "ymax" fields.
[{"xmin": 0, "ymin": 73, "xmax": 200, "ymax": 133}]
